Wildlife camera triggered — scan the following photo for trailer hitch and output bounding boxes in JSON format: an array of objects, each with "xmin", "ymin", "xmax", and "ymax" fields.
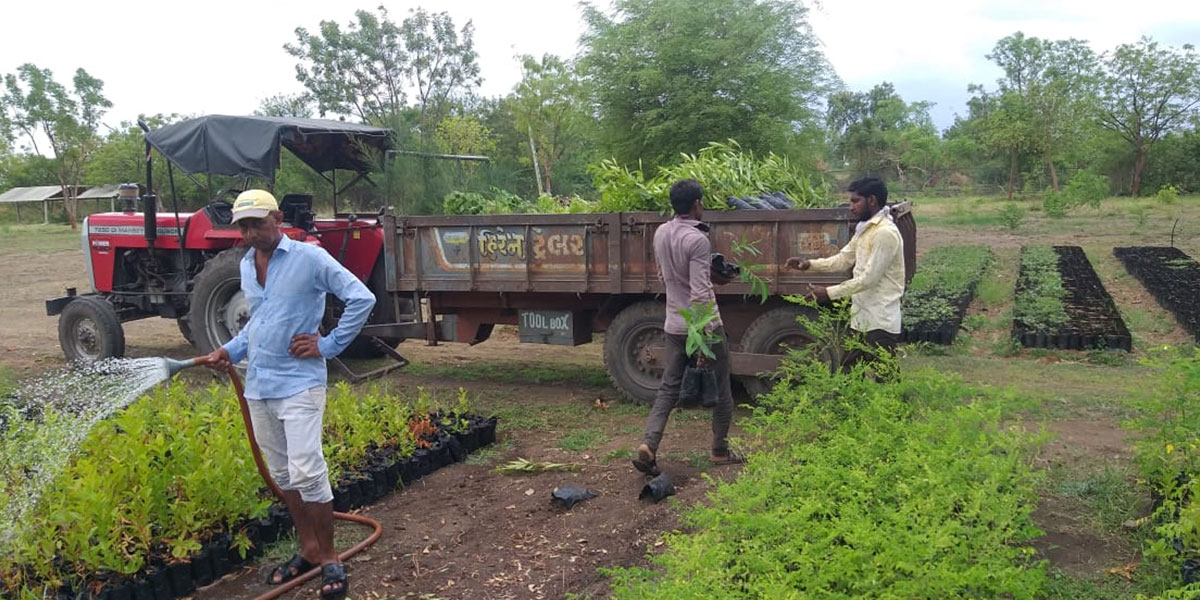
[{"xmin": 327, "ymin": 336, "xmax": 410, "ymax": 384}]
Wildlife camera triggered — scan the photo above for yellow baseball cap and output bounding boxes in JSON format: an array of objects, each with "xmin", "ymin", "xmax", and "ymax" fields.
[{"xmin": 231, "ymin": 189, "xmax": 279, "ymax": 223}]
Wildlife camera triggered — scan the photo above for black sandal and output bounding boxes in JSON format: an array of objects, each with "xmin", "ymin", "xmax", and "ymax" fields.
[
  {"xmin": 267, "ymin": 553, "xmax": 316, "ymax": 585},
  {"xmin": 319, "ymin": 562, "xmax": 349, "ymax": 600},
  {"xmin": 631, "ymin": 445, "xmax": 661, "ymax": 476}
]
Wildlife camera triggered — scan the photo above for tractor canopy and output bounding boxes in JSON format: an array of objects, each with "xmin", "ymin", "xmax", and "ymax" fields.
[{"xmin": 144, "ymin": 115, "xmax": 391, "ymax": 181}]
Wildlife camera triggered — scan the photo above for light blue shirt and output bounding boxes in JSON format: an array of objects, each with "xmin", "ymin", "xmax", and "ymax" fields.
[{"xmin": 221, "ymin": 235, "xmax": 376, "ymax": 400}]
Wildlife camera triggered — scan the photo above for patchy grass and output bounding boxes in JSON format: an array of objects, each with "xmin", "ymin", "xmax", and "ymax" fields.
[
  {"xmin": 0, "ymin": 365, "xmax": 17, "ymax": 397},
  {"xmin": 670, "ymin": 408, "xmax": 713, "ymax": 423},
  {"xmin": 602, "ymin": 448, "xmax": 635, "ymax": 463},
  {"xmin": 976, "ymin": 274, "xmax": 1013, "ymax": 306},
  {"xmin": 557, "ymin": 428, "xmax": 607, "ymax": 452},
  {"xmin": 901, "ymin": 355, "xmax": 1147, "ymax": 420},
  {"xmin": 661, "ymin": 449, "xmax": 712, "ymax": 470},
  {"xmin": 1047, "ymin": 465, "xmax": 1140, "ymax": 535},
  {"xmin": 0, "ymin": 223, "xmax": 81, "ymax": 254},
  {"xmin": 464, "ymin": 438, "xmax": 514, "ymax": 466},
  {"xmin": 404, "ymin": 360, "xmax": 610, "ymax": 388}
]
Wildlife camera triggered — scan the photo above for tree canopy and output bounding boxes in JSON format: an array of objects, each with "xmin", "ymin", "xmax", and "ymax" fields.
[{"xmin": 580, "ymin": 0, "xmax": 835, "ymax": 170}]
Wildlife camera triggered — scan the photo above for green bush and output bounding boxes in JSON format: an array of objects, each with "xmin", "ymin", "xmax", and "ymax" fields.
[
  {"xmin": 1124, "ymin": 349, "xmax": 1200, "ymax": 600},
  {"xmin": 443, "ymin": 188, "xmax": 528, "ymax": 215},
  {"xmin": 1043, "ymin": 191, "xmax": 1069, "ymax": 218},
  {"xmin": 1157, "ymin": 185, "xmax": 1181, "ymax": 205},
  {"xmin": 1063, "ymin": 170, "xmax": 1109, "ymax": 210},
  {"xmin": 607, "ymin": 305, "xmax": 1047, "ymax": 598},
  {"xmin": 999, "ymin": 202, "xmax": 1025, "ymax": 230},
  {"xmin": 589, "ymin": 140, "xmax": 827, "ymax": 212}
]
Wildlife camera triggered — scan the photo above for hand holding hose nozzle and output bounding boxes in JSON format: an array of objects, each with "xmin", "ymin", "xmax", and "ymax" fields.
[
  {"xmin": 199, "ymin": 348, "xmax": 232, "ymax": 371},
  {"xmin": 159, "ymin": 352, "xmax": 229, "ymax": 379}
]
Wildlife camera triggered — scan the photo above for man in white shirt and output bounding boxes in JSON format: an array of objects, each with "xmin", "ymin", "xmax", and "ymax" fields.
[{"xmin": 786, "ymin": 177, "xmax": 905, "ymax": 373}]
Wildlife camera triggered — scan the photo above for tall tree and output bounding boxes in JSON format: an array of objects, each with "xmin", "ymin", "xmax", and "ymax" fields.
[
  {"xmin": 400, "ymin": 8, "xmax": 481, "ymax": 142},
  {"xmin": 1, "ymin": 64, "xmax": 111, "ymax": 228},
  {"xmin": 286, "ymin": 7, "xmax": 407, "ymax": 125},
  {"xmin": 286, "ymin": 6, "xmax": 480, "ymax": 142},
  {"xmin": 256, "ymin": 93, "xmax": 315, "ymax": 118},
  {"xmin": 986, "ymin": 33, "xmax": 1099, "ymax": 191},
  {"xmin": 580, "ymin": 0, "xmax": 835, "ymax": 170},
  {"xmin": 825, "ymin": 82, "xmax": 940, "ymax": 185},
  {"xmin": 511, "ymin": 54, "xmax": 590, "ymax": 195},
  {"xmin": 1098, "ymin": 37, "xmax": 1200, "ymax": 196},
  {"xmin": 85, "ymin": 114, "xmax": 213, "ymax": 207}
]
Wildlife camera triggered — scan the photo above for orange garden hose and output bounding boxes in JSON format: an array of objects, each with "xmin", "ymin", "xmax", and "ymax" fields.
[{"xmin": 225, "ymin": 366, "xmax": 383, "ymax": 600}]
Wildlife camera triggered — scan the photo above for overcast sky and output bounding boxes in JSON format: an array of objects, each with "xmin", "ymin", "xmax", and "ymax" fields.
[{"xmin": 2, "ymin": 0, "xmax": 1199, "ymax": 142}]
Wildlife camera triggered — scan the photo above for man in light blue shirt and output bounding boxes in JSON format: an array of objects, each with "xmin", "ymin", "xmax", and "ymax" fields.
[{"xmin": 204, "ymin": 189, "xmax": 373, "ymax": 599}]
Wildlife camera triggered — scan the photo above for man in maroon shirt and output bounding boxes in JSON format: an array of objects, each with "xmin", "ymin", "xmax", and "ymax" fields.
[{"xmin": 633, "ymin": 179, "xmax": 742, "ymax": 476}]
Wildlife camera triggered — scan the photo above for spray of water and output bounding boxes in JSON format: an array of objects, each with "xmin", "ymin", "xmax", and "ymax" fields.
[{"xmin": 0, "ymin": 358, "xmax": 172, "ymax": 551}]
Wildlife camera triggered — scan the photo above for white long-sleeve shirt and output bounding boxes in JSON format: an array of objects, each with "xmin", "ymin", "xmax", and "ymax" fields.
[{"xmin": 807, "ymin": 209, "xmax": 905, "ymax": 334}]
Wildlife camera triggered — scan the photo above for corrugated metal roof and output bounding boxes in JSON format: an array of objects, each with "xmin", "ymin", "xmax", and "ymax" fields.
[
  {"xmin": 77, "ymin": 184, "xmax": 121, "ymax": 199},
  {"xmin": 0, "ymin": 186, "xmax": 66, "ymax": 204},
  {"xmin": 0, "ymin": 185, "xmax": 96, "ymax": 203}
]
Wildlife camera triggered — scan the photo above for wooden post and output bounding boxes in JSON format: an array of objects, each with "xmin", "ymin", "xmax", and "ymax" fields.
[
  {"xmin": 43, "ymin": 199, "xmax": 49, "ymax": 224},
  {"xmin": 15, "ymin": 203, "xmax": 20, "ymax": 223}
]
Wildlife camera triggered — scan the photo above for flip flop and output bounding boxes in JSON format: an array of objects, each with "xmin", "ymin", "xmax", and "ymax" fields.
[
  {"xmin": 319, "ymin": 562, "xmax": 349, "ymax": 600},
  {"xmin": 631, "ymin": 445, "xmax": 661, "ymax": 476},
  {"xmin": 267, "ymin": 553, "xmax": 316, "ymax": 586}
]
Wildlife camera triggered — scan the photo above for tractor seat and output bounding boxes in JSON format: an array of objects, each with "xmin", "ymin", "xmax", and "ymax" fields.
[
  {"xmin": 280, "ymin": 194, "xmax": 315, "ymax": 230},
  {"xmin": 204, "ymin": 201, "xmax": 234, "ymax": 226}
]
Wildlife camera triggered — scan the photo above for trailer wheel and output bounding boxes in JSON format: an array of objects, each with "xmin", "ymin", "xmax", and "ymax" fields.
[
  {"xmin": 190, "ymin": 248, "xmax": 248, "ymax": 355},
  {"xmin": 58, "ymin": 296, "xmax": 125, "ymax": 363},
  {"xmin": 603, "ymin": 302, "xmax": 666, "ymax": 405},
  {"xmin": 739, "ymin": 305, "xmax": 817, "ymax": 400}
]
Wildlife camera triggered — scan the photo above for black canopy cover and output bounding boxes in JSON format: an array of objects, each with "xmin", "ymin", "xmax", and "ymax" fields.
[{"xmin": 144, "ymin": 115, "xmax": 391, "ymax": 180}]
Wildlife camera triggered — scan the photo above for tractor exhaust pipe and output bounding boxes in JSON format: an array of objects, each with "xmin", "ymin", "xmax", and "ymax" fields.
[{"xmin": 138, "ymin": 120, "xmax": 157, "ymax": 248}]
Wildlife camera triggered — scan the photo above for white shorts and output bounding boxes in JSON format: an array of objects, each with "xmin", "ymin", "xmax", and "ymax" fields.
[{"xmin": 246, "ymin": 386, "xmax": 333, "ymax": 504}]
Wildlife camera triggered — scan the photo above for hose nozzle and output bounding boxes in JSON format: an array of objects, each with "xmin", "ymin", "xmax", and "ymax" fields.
[{"xmin": 163, "ymin": 357, "xmax": 201, "ymax": 378}]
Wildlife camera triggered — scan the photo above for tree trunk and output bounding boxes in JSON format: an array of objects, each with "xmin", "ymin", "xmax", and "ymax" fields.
[
  {"xmin": 527, "ymin": 125, "xmax": 544, "ymax": 197},
  {"xmin": 1047, "ymin": 158, "xmax": 1059, "ymax": 192},
  {"xmin": 1007, "ymin": 150, "xmax": 1017, "ymax": 201},
  {"xmin": 58, "ymin": 180, "xmax": 78, "ymax": 230},
  {"xmin": 66, "ymin": 196, "xmax": 78, "ymax": 230},
  {"xmin": 540, "ymin": 152, "xmax": 554, "ymax": 197},
  {"xmin": 1131, "ymin": 147, "xmax": 1147, "ymax": 197}
]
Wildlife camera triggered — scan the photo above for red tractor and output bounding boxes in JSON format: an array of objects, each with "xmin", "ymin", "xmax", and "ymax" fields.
[{"xmin": 46, "ymin": 115, "xmax": 408, "ymax": 373}]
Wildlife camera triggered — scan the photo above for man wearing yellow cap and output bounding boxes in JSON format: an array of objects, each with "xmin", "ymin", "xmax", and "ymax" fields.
[{"xmin": 204, "ymin": 189, "xmax": 373, "ymax": 599}]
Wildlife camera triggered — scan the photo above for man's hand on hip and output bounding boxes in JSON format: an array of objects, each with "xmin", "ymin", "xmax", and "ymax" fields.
[{"xmin": 289, "ymin": 333, "xmax": 324, "ymax": 358}]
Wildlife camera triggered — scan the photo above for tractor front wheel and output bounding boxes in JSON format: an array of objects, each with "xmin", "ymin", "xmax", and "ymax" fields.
[{"xmin": 58, "ymin": 296, "xmax": 125, "ymax": 364}]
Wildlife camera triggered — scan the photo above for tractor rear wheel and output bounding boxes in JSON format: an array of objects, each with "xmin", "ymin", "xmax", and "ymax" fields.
[
  {"xmin": 189, "ymin": 248, "xmax": 248, "ymax": 356},
  {"xmin": 58, "ymin": 296, "xmax": 125, "ymax": 364}
]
